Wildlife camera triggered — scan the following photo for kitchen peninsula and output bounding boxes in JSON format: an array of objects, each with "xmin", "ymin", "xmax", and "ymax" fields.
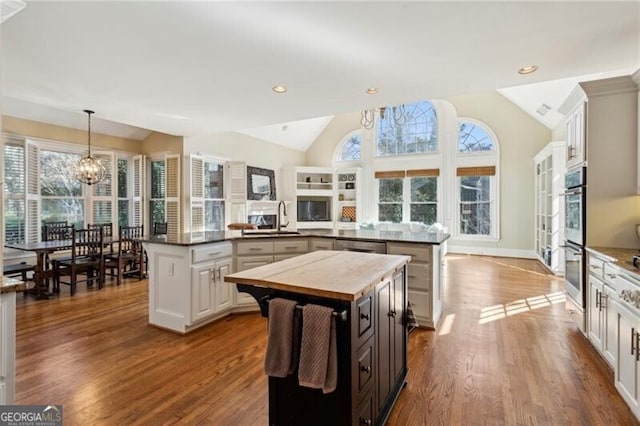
[
  {"xmin": 224, "ymin": 250, "xmax": 410, "ymax": 426},
  {"xmin": 142, "ymin": 229, "xmax": 449, "ymax": 333}
]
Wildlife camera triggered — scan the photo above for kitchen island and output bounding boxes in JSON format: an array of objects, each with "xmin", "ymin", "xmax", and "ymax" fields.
[
  {"xmin": 224, "ymin": 250, "xmax": 410, "ymax": 426},
  {"xmin": 142, "ymin": 229, "xmax": 448, "ymax": 333}
]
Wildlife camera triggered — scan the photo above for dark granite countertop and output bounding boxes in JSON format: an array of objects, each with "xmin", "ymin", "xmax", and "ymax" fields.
[
  {"xmin": 0, "ymin": 276, "xmax": 27, "ymax": 294},
  {"xmin": 141, "ymin": 229, "xmax": 451, "ymax": 247},
  {"xmin": 586, "ymin": 246, "xmax": 640, "ymax": 277}
]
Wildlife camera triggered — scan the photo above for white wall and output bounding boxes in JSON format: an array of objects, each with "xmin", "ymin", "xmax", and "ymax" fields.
[{"xmin": 184, "ymin": 131, "xmax": 305, "ymax": 200}]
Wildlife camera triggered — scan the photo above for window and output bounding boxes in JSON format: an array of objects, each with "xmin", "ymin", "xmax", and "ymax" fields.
[
  {"xmin": 335, "ymin": 130, "xmax": 361, "ymax": 162},
  {"xmin": 150, "ymin": 160, "xmax": 166, "ymax": 225},
  {"xmin": 409, "ymin": 175, "xmax": 438, "ymax": 225},
  {"xmin": 117, "ymin": 158, "xmax": 130, "ymax": 227},
  {"xmin": 378, "ymin": 178, "xmax": 403, "ymax": 222},
  {"xmin": 459, "ymin": 175, "xmax": 491, "ymax": 235},
  {"xmin": 204, "ymin": 160, "xmax": 225, "ymax": 231},
  {"xmin": 4, "ymin": 142, "xmax": 25, "ymax": 244},
  {"xmin": 458, "ymin": 121, "xmax": 495, "ymax": 152},
  {"xmin": 376, "ymin": 100, "xmax": 438, "ymax": 157},
  {"xmin": 40, "ymin": 149, "xmax": 85, "ymax": 227}
]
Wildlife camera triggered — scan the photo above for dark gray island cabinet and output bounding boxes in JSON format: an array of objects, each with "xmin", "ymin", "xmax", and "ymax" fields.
[{"xmin": 224, "ymin": 250, "xmax": 411, "ymax": 426}]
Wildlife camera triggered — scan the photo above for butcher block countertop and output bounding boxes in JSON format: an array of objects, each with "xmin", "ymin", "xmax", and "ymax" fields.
[{"xmin": 224, "ymin": 250, "xmax": 411, "ymax": 301}]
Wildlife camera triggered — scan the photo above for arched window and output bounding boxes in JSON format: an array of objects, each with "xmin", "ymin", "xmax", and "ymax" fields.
[
  {"xmin": 376, "ymin": 100, "xmax": 438, "ymax": 157},
  {"xmin": 456, "ymin": 119, "xmax": 499, "ymax": 238},
  {"xmin": 334, "ymin": 130, "xmax": 361, "ymax": 162},
  {"xmin": 458, "ymin": 121, "xmax": 495, "ymax": 152}
]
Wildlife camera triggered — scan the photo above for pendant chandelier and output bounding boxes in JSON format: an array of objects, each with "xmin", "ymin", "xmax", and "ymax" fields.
[
  {"xmin": 360, "ymin": 105, "xmax": 408, "ymax": 130},
  {"xmin": 73, "ymin": 109, "xmax": 106, "ymax": 186}
]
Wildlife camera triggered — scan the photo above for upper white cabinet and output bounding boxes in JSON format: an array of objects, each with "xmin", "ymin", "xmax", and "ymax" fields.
[
  {"xmin": 533, "ymin": 141, "xmax": 566, "ymax": 274},
  {"xmin": 562, "ymin": 92, "xmax": 587, "ymax": 170},
  {"xmin": 559, "ymin": 75, "xmax": 639, "ymax": 248}
]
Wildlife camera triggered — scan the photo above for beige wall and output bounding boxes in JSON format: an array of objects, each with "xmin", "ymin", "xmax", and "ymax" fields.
[
  {"xmin": 140, "ymin": 131, "xmax": 183, "ymax": 155},
  {"xmin": 446, "ymin": 92, "xmax": 552, "ymax": 253},
  {"xmin": 2, "ymin": 115, "xmax": 142, "ymax": 152},
  {"xmin": 183, "ymin": 131, "xmax": 305, "ymax": 200},
  {"xmin": 305, "ymin": 111, "xmax": 361, "ymax": 166}
]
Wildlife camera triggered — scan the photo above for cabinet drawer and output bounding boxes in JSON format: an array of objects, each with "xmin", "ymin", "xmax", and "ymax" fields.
[
  {"xmin": 587, "ymin": 256, "xmax": 604, "ymax": 278},
  {"xmin": 603, "ymin": 263, "xmax": 618, "ymax": 283},
  {"xmin": 236, "ymin": 240, "xmax": 274, "ymax": 256},
  {"xmin": 387, "ymin": 243, "xmax": 430, "ymax": 264},
  {"xmin": 357, "ymin": 293, "xmax": 373, "ymax": 342},
  {"xmin": 355, "ymin": 390, "xmax": 375, "ymax": 426},
  {"xmin": 407, "ymin": 263, "xmax": 430, "ymax": 291},
  {"xmin": 309, "ymin": 238, "xmax": 334, "ymax": 251},
  {"xmin": 356, "ymin": 338, "xmax": 374, "ymax": 394},
  {"xmin": 273, "ymin": 239, "xmax": 308, "ymax": 254},
  {"xmin": 192, "ymin": 243, "xmax": 232, "ymax": 264}
]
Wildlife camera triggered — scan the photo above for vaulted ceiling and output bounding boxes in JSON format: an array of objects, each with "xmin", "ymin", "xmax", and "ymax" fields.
[{"xmin": 1, "ymin": 2, "xmax": 638, "ymax": 150}]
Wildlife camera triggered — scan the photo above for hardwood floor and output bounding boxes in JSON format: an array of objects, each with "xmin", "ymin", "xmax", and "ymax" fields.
[{"xmin": 15, "ymin": 254, "xmax": 639, "ymax": 425}]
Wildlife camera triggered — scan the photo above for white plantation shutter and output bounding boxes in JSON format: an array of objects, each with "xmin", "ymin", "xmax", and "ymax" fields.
[
  {"xmin": 165, "ymin": 154, "xmax": 180, "ymax": 239},
  {"xmin": 92, "ymin": 151, "xmax": 116, "ymax": 226},
  {"xmin": 3, "ymin": 136, "xmax": 27, "ymax": 244},
  {"xmin": 132, "ymin": 155, "xmax": 145, "ymax": 227},
  {"xmin": 25, "ymin": 140, "xmax": 40, "ymax": 242},
  {"xmin": 190, "ymin": 154, "xmax": 204, "ymax": 236},
  {"xmin": 227, "ymin": 161, "xmax": 247, "ymax": 223}
]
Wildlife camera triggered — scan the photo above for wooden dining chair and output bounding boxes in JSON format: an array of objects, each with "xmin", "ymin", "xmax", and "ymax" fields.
[
  {"xmin": 104, "ymin": 225, "xmax": 145, "ymax": 285},
  {"xmin": 89, "ymin": 223, "xmax": 113, "ymax": 238},
  {"xmin": 42, "ymin": 222, "xmax": 72, "ymax": 241},
  {"xmin": 53, "ymin": 227, "xmax": 104, "ymax": 295}
]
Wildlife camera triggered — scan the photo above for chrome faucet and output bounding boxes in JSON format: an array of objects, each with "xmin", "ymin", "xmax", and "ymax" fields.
[{"xmin": 277, "ymin": 200, "xmax": 289, "ymax": 232}]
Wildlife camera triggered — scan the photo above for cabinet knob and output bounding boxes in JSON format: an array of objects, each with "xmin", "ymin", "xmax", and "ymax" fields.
[
  {"xmin": 360, "ymin": 313, "xmax": 369, "ymax": 321},
  {"xmin": 360, "ymin": 418, "xmax": 372, "ymax": 426},
  {"xmin": 360, "ymin": 365, "xmax": 371, "ymax": 373},
  {"xmin": 388, "ymin": 310, "xmax": 397, "ymax": 318}
]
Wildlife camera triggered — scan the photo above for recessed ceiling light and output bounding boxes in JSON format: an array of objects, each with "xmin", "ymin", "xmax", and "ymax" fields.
[
  {"xmin": 518, "ymin": 65, "xmax": 538, "ymax": 75},
  {"xmin": 272, "ymin": 85, "xmax": 287, "ymax": 94},
  {"xmin": 366, "ymin": 88, "xmax": 379, "ymax": 95}
]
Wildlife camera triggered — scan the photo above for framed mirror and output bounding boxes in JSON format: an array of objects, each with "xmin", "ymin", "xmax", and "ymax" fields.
[{"xmin": 247, "ymin": 166, "xmax": 276, "ymax": 200}]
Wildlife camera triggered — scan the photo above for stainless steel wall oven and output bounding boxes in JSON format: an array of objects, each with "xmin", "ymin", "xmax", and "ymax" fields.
[{"xmin": 563, "ymin": 167, "xmax": 586, "ymax": 332}]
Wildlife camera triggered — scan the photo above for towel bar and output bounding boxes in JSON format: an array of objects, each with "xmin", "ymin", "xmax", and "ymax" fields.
[{"xmin": 262, "ymin": 297, "xmax": 348, "ymax": 322}]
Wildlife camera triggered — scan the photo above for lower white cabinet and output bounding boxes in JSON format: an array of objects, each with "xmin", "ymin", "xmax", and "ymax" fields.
[
  {"xmin": 0, "ymin": 292, "xmax": 15, "ymax": 404},
  {"xmin": 233, "ymin": 239, "xmax": 308, "ymax": 309},
  {"xmin": 386, "ymin": 242, "xmax": 442, "ymax": 329},
  {"xmin": 145, "ymin": 241, "xmax": 234, "ymax": 333},
  {"xmin": 614, "ymin": 299, "xmax": 640, "ymax": 415},
  {"xmin": 191, "ymin": 257, "xmax": 233, "ymax": 322},
  {"xmin": 587, "ymin": 254, "xmax": 618, "ymax": 368}
]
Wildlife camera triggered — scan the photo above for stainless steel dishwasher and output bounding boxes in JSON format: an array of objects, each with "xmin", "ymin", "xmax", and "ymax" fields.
[{"xmin": 333, "ymin": 239, "xmax": 387, "ymax": 254}]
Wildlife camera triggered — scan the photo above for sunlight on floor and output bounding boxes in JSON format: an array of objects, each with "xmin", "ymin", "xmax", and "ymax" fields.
[
  {"xmin": 478, "ymin": 291, "xmax": 566, "ymax": 324},
  {"xmin": 438, "ymin": 313, "xmax": 456, "ymax": 336}
]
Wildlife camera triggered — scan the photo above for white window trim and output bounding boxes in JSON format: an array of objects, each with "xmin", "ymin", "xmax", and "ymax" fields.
[
  {"xmin": 375, "ymin": 174, "xmax": 441, "ymax": 225},
  {"xmin": 332, "ymin": 129, "xmax": 363, "ymax": 166},
  {"xmin": 454, "ymin": 118, "xmax": 500, "ymax": 241}
]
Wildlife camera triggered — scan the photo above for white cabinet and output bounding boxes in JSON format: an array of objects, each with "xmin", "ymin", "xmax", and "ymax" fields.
[
  {"xmin": 234, "ymin": 238, "xmax": 308, "ymax": 308},
  {"xmin": 335, "ymin": 168, "xmax": 361, "ymax": 229},
  {"xmin": 145, "ymin": 240, "xmax": 233, "ymax": 333},
  {"xmin": 282, "ymin": 166, "xmax": 362, "ymax": 230},
  {"xmin": 387, "ymin": 242, "xmax": 442, "ymax": 329},
  {"xmin": 564, "ymin": 99, "xmax": 586, "ymax": 169},
  {"xmin": 533, "ymin": 141, "xmax": 566, "ymax": 274},
  {"xmin": 586, "ymin": 254, "xmax": 618, "ymax": 368},
  {"xmin": 614, "ymin": 299, "xmax": 640, "ymax": 415},
  {"xmin": 308, "ymin": 238, "xmax": 334, "ymax": 251},
  {"xmin": 0, "ymin": 293, "xmax": 15, "ymax": 404},
  {"xmin": 191, "ymin": 257, "xmax": 233, "ymax": 322}
]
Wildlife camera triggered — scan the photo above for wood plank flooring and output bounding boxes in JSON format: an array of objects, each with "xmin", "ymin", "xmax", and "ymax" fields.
[{"xmin": 15, "ymin": 254, "xmax": 639, "ymax": 425}]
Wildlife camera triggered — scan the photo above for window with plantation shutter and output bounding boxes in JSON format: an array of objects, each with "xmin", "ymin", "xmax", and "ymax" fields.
[
  {"xmin": 92, "ymin": 151, "xmax": 115, "ymax": 227},
  {"xmin": 189, "ymin": 154, "xmax": 226, "ymax": 234},
  {"xmin": 190, "ymin": 155, "xmax": 204, "ymax": 236},
  {"xmin": 165, "ymin": 154, "xmax": 180, "ymax": 239},
  {"xmin": 227, "ymin": 161, "xmax": 246, "ymax": 223},
  {"xmin": 25, "ymin": 140, "xmax": 40, "ymax": 242},
  {"xmin": 4, "ymin": 138, "xmax": 26, "ymax": 244}
]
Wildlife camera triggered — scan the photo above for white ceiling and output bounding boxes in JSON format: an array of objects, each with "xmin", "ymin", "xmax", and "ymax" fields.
[{"xmin": 1, "ymin": 1, "xmax": 638, "ymax": 151}]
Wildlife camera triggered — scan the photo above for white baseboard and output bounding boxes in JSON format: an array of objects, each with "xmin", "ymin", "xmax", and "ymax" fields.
[{"xmin": 446, "ymin": 245, "xmax": 537, "ymax": 259}]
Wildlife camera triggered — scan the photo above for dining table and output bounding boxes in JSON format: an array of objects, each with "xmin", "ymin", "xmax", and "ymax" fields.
[{"xmin": 5, "ymin": 237, "xmax": 116, "ymax": 299}]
